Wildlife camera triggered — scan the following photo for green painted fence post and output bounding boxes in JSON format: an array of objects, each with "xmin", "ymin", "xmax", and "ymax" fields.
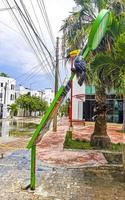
[{"xmin": 30, "ymin": 145, "xmax": 36, "ymax": 190}]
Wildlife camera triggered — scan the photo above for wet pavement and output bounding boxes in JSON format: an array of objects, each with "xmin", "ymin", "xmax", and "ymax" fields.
[
  {"xmin": 37, "ymin": 118, "xmax": 124, "ymax": 166},
  {"xmin": 0, "ymin": 118, "xmax": 38, "ymax": 139},
  {"xmin": 0, "ymin": 150, "xmax": 49, "ymax": 200},
  {"xmin": 73, "ymin": 123, "xmax": 125, "ymax": 143},
  {"xmin": 37, "ymin": 126, "xmax": 107, "ymax": 166},
  {"xmin": 0, "ymin": 149, "xmax": 125, "ymax": 200},
  {"xmin": 0, "ymin": 117, "xmax": 125, "ymax": 199}
]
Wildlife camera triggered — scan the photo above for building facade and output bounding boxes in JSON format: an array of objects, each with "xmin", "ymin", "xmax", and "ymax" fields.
[
  {"xmin": 17, "ymin": 86, "xmax": 43, "ymax": 99},
  {"xmin": 43, "ymin": 88, "xmax": 54, "ymax": 105},
  {"xmin": 72, "ymin": 76, "xmax": 85, "ymax": 120},
  {"xmin": 0, "ymin": 76, "xmax": 16, "ymax": 118},
  {"xmin": 83, "ymin": 86, "xmax": 123, "ymax": 123},
  {"xmin": 17, "ymin": 86, "xmax": 54, "ymax": 105},
  {"xmin": 72, "ymin": 82, "xmax": 123, "ymax": 123}
]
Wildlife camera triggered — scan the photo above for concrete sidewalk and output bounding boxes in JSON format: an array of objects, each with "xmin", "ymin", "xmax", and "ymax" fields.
[
  {"xmin": 37, "ymin": 118, "xmax": 124, "ymax": 166},
  {"xmin": 37, "ymin": 118, "xmax": 108, "ymax": 166},
  {"xmin": 0, "ymin": 118, "xmax": 124, "ymax": 167},
  {"xmin": 73, "ymin": 122, "xmax": 124, "ymax": 144}
]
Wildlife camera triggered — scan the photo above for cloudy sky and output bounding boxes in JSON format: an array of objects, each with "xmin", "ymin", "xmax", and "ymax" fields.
[{"xmin": 0, "ymin": 0, "xmax": 75, "ymax": 89}]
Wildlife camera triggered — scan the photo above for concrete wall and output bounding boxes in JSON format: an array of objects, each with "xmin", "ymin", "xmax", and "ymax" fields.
[
  {"xmin": 72, "ymin": 76, "xmax": 85, "ymax": 120},
  {"xmin": 43, "ymin": 88, "xmax": 54, "ymax": 105},
  {"xmin": 0, "ymin": 76, "xmax": 16, "ymax": 105},
  {"xmin": 0, "ymin": 77, "xmax": 16, "ymax": 118}
]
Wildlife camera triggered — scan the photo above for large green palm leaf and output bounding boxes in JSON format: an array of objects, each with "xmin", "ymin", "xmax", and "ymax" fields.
[{"xmin": 61, "ymin": 0, "xmax": 125, "ymax": 50}]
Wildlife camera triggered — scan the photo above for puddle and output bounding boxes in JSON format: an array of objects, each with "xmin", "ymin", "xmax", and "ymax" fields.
[{"xmin": 0, "ymin": 119, "xmax": 37, "ymax": 138}]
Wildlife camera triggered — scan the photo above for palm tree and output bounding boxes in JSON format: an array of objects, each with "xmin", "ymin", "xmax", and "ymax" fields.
[
  {"xmin": 108, "ymin": 33, "xmax": 125, "ymax": 130},
  {"xmin": 90, "ymin": 16, "xmax": 125, "ymax": 148},
  {"xmin": 90, "ymin": 32, "xmax": 125, "ymax": 140},
  {"xmin": 0, "ymin": 72, "xmax": 9, "ymax": 77},
  {"xmin": 61, "ymin": 0, "xmax": 125, "ymax": 148},
  {"xmin": 8, "ymin": 103, "xmax": 18, "ymax": 118}
]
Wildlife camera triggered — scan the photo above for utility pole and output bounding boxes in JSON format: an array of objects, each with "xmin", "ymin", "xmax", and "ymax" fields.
[
  {"xmin": 4, "ymin": 82, "xmax": 7, "ymax": 104},
  {"xmin": 69, "ymin": 57, "xmax": 74, "ymax": 128},
  {"xmin": 2, "ymin": 82, "xmax": 8, "ymax": 119},
  {"xmin": 53, "ymin": 37, "xmax": 59, "ymax": 132}
]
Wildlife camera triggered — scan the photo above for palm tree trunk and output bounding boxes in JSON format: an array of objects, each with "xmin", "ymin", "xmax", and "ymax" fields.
[
  {"xmin": 122, "ymin": 96, "xmax": 125, "ymax": 131},
  {"xmin": 90, "ymin": 87, "xmax": 111, "ymax": 149},
  {"xmin": 24, "ymin": 109, "xmax": 26, "ymax": 117}
]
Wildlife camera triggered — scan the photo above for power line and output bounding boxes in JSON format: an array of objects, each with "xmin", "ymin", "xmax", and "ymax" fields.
[
  {"xmin": 20, "ymin": 66, "xmax": 43, "ymax": 85},
  {"xmin": 3, "ymin": 0, "xmax": 54, "ymax": 86},
  {"xmin": 9, "ymin": 63, "xmax": 42, "ymax": 84},
  {"xmin": 3, "ymin": 0, "xmax": 45, "ymax": 67},
  {"xmin": 29, "ymin": 0, "xmax": 46, "ymax": 44},
  {"xmin": 41, "ymin": 0, "xmax": 55, "ymax": 43},
  {"xmin": 19, "ymin": 0, "xmax": 55, "ymax": 77},
  {"xmin": 37, "ymin": 0, "xmax": 55, "ymax": 49},
  {"xmin": 0, "ymin": 20, "xmax": 19, "ymax": 33},
  {"xmin": 13, "ymin": 0, "xmax": 56, "ymax": 83},
  {"xmin": 16, "ymin": 1, "xmax": 52, "ymax": 74},
  {"xmin": 0, "ymin": 6, "xmax": 15, "ymax": 11},
  {"xmin": 14, "ymin": 0, "xmax": 55, "ymax": 64},
  {"xmin": 3, "ymin": 0, "xmax": 61, "ymax": 88}
]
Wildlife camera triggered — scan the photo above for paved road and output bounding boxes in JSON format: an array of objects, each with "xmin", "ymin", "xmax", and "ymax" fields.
[
  {"xmin": 0, "ymin": 150, "xmax": 51, "ymax": 200},
  {"xmin": 0, "ymin": 118, "xmax": 125, "ymax": 199},
  {"xmin": 0, "ymin": 150, "xmax": 125, "ymax": 200}
]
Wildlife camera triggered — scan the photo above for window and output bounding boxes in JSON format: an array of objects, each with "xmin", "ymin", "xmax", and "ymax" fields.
[
  {"xmin": 10, "ymin": 94, "xmax": 15, "ymax": 100},
  {"xmin": 11, "ymin": 84, "xmax": 15, "ymax": 90},
  {"xmin": 0, "ymin": 83, "xmax": 3, "ymax": 87},
  {"xmin": 0, "ymin": 93, "xmax": 2, "ymax": 98}
]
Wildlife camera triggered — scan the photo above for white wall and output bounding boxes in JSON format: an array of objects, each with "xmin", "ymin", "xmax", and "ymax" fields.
[
  {"xmin": 0, "ymin": 76, "xmax": 16, "ymax": 118},
  {"xmin": 18, "ymin": 86, "xmax": 43, "ymax": 99},
  {"xmin": 30, "ymin": 90, "xmax": 43, "ymax": 99},
  {"xmin": 43, "ymin": 88, "xmax": 54, "ymax": 105},
  {"xmin": 19, "ymin": 86, "xmax": 30, "ymax": 96},
  {"xmin": 0, "ymin": 76, "xmax": 16, "ymax": 105},
  {"xmin": 72, "ymin": 76, "xmax": 85, "ymax": 120}
]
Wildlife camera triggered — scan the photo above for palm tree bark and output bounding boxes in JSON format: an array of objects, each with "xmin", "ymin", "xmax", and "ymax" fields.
[
  {"xmin": 90, "ymin": 87, "xmax": 111, "ymax": 149},
  {"xmin": 122, "ymin": 96, "xmax": 125, "ymax": 131}
]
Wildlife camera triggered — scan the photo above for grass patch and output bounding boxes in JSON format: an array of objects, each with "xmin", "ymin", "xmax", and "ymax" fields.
[
  {"xmin": 64, "ymin": 131, "xmax": 123, "ymax": 152},
  {"xmin": 9, "ymin": 130, "xmax": 33, "ymax": 137},
  {"xmin": 117, "ymin": 130, "xmax": 125, "ymax": 134},
  {"xmin": 64, "ymin": 131, "xmax": 92, "ymax": 150},
  {"xmin": 111, "ymin": 143, "xmax": 123, "ymax": 152}
]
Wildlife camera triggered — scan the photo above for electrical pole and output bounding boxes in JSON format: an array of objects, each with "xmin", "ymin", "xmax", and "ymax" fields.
[
  {"xmin": 69, "ymin": 57, "xmax": 74, "ymax": 128},
  {"xmin": 53, "ymin": 37, "xmax": 59, "ymax": 132},
  {"xmin": 4, "ymin": 82, "xmax": 7, "ymax": 104},
  {"xmin": 2, "ymin": 82, "xmax": 8, "ymax": 119}
]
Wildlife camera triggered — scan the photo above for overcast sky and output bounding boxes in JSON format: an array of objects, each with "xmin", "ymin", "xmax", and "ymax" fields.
[{"xmin": 0, "ymin": 0, "xmax": 75, "ymax": 89}]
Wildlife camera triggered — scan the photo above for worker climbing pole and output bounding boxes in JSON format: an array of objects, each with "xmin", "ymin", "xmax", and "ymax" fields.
[{"xmin": 69, "ymin": 49, "xmax": 81, "ymax": 128}]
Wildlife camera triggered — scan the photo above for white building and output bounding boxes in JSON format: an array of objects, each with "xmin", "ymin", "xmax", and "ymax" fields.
[
  {"xmin": 18, "ymin": 86, "xmax": 31, "ymax": 96},
  {"xmin": 17, "ymin": 86, "xmax": 43, "ymax": 99},
  {"xmin": 43, "ymin": 88, "xmax": 54, "ymax": 105},
  {"xmin": 0, "ymin": 76, "xmax": 16, "ymax": 118},
  {"xmin": 17, "ymin": 86, "xmax": 54, "ymax": 105}
]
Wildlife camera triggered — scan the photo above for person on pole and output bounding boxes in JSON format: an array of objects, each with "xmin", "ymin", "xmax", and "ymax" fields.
[{"xmin": 72, "ymin": 55, "xmax": 86, "ymax": 86}]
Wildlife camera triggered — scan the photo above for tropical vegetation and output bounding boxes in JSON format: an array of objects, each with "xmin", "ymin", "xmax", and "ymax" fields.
[
  {"xmin": 9, "ymin": 94, "xmax": 48, "ymax": 117},
  {"xmin": 60, "ymin": 98, "xmax": 70, "ymax": 117},
  {"xmin": 61, "ymin": 0, "xmax": 125, "ymax": 149},
  {"xmin": 0, "ymin": 72, "xmax": 9, "ymax": 77},
  {"xmin": 8, "ymin": 103, "xmax": 18, "ymax": 118}
]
